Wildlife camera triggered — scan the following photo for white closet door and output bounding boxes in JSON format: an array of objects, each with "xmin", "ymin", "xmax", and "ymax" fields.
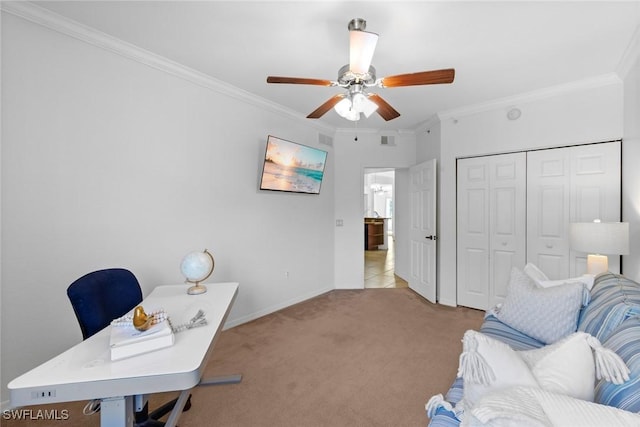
[
  {"xmin": 527, "ymin": 148, "xmax": 572, "ymax": 279},
  {"xmin": 527, "ymin": 141, "xmax": 621, "ymax": 279},
  {"xmin": 457, "ymin": 158, "xmax": 490, "ymax": 309},
  {"xmin": 570, "ymin": 142, "xmax": 622, "ymax": 275},
  {"xmin": 489, "ymin": 153, "xmax": 526, "ymax": 307},
  {"xmin": 457, "ymin": 152, "xmax": 526, "ymax": 310}
]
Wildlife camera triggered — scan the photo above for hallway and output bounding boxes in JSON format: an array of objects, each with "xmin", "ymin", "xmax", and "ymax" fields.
[{"xmin": 364, "ymin": 237, "xmax": 409, "ymax": 288}]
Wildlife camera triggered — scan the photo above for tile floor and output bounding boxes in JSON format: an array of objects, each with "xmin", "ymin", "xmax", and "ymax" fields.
[{"xmin": 364, "ymin": 236, "xmax": 409, "ymax": 289}]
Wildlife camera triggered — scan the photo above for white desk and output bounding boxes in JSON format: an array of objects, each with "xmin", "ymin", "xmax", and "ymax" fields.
[{"xmin": 8, "ymin": 282, "xmax": 239, "ymax": 426}]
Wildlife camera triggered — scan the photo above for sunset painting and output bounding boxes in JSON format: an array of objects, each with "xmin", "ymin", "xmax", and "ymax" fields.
[{"xmin": 259, "ymin": 136, "xmax": 328, "ymax": 194}]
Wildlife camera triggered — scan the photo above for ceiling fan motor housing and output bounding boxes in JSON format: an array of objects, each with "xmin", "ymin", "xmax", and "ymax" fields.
[{"xmin": 338, "ymin": 64, "xmax": 376, "ymax": 86}]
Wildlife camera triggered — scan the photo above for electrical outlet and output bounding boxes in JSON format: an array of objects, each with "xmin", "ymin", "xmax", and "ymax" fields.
[
  {"xmin": 285, "ymin": 271, "xmax": 289, "ymax": 279},
  {"xmin": 336, "ymin": 219, "xmax": 344, "ymax": 227}
]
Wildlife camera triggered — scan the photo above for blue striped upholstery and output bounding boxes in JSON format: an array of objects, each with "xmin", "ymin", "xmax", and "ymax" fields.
[
  {"xmin": 480, "ymin": 314, "xmax": 545, "ymax": 351},
  {"xmin": 428, "ymin": 274, "xmax": 640, "ymax": 427},
  {"xmin": 428, "ymin": 406, "xmax": 461, "ymax": 427},
  {"xmin": 594, "ymin": 315, "xmax": 640, "ymax": 412},
  {"xmin": 578, "ymin": 273, "xmax": 640, "ymax": 342}
]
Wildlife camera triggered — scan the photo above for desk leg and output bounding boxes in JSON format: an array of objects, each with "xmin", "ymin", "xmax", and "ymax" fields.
[
  {"xmin": 101, "ymin": 396, "xmax": 134, "ymax": 427},
  {"xmin": 199, "ymin": 374, "xmax": 242, "ymax": 386},
  {"xmin": 163, "ymin": 389, "xmax": 192, "ymax": 427}
]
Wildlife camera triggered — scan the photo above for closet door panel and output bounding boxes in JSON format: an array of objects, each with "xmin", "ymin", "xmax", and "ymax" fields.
[
  {"xmin": 527, "ymin": 149, "xmax": 571, "ymax": 279},
  {"xmin": 489, "ymin": 153, "xmax": 526, "ymax": 307},
  {"xmin": 457, "ymin": 159, "xmax": 490, "ymax": 309},
  {"xmin": 570, "ymin": 142, "xmax": 621, "ymax": 275}
]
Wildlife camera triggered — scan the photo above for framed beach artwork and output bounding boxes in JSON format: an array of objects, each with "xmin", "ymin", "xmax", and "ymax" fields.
[{"xmin": 259, "ymin": 135, "xmax": 328, "ymax": 194}]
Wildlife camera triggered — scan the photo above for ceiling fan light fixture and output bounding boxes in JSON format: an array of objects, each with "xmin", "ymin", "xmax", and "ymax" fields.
[
  {"xmin": 353, "ymin": 93, "xmax": 378, "ymax": 118},
  {"xmin": 334, "ymin": 96, "xmax": 359, "ymax": 121},
  {"xmin": 349, "ymin": 30, "xmax": 378, "ymax": 75},
  {"xmin": 334, "ymin": 91, "xmax": 378, "ymax": 121}
]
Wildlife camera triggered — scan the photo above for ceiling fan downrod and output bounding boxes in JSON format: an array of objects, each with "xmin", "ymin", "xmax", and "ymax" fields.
[{"xmin": 348, "ymin": 18, "xmax": 367, "ymax": 32}]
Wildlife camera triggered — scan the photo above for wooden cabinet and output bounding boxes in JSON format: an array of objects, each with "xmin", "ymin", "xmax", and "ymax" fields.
[{"xmin": 365, "ymin": 218, "xmax": 385, "ymax": 250}]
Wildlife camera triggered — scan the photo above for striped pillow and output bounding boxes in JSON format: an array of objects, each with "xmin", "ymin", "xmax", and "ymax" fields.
[
  {"xmin": 578, "ymin": 273, "xmax": 640, "ymax": 342},
  {"xmin": 595, "ymin": 315, "xmax": 640, "ymax": 412}
]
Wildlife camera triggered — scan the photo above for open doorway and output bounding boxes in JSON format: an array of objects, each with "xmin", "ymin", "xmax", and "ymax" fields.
[{"xmin": 363, "ymin": 168, "xmax": 408, "ymax": 289}]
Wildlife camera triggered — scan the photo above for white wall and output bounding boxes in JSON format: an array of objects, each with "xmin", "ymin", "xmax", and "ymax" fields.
[
  {"xmin": 394, "ymin": 168, "xmax": 410, "ymax": 281},
  {"xmin": 1, "ymin": 13, "xmax": 334, "ymax": 400},
  {"xmin": 437, "ymin": 77, "xmax": 625, "ymax": 306},
  {"xmin": 621, "ymin": 29, "xmax": 640, "ymax": 283},
  {"xmin": 333, "ymin": 131, "xmax": 416, "ymax": 289}
]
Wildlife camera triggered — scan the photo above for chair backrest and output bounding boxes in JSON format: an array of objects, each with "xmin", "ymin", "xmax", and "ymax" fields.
[{"xmin": 67, "ymin": 268, "xmax": 143, "ymax": 340}]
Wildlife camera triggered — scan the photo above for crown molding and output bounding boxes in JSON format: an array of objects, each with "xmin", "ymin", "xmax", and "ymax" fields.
[
  {"xmin": 617, "ymin": 24, "xmax": 640, "ymax": 79},
  {"xmin": 437, "ymin": 73, "xmax": 622, "ymax": 121},
  {"xmin": 1, "ymin": 1, "xmax": 336, "ymax": 135}
]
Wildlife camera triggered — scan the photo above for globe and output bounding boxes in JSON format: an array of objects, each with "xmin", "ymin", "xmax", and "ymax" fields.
[{"xmin": 180, "ymin": 249, "xmax": 214, "ymax": 295}]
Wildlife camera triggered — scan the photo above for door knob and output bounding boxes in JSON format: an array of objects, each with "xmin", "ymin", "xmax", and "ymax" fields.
[{"xmin": 425, "ymin": 235, "xmax": 437, "ymax": 240}]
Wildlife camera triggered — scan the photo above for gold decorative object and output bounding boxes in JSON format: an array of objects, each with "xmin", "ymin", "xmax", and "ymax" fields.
[{"xmin": 132, "ymin": 306, "xmax": 152, "ymax": 331}]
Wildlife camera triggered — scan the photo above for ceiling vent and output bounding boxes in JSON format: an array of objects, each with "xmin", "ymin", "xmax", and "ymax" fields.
[{"xmin": 318, "ymin": 133, "xmax": 334, "ymax": 147}]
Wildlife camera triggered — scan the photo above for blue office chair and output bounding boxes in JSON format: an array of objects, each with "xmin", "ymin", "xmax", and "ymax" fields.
[{"xmin": 67, "ymin": 268, "xmax": 191, "ymax": 426}]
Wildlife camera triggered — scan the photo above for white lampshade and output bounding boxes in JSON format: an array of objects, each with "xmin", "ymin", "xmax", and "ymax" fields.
[
  {"xmin": 352, "ymin": 93, "xmax": 378, "ymax": 118},
  {"xmin": 334, "ymin": 96, "xmax": 360, "ymax": 121},
  {"xmin": 349, "ymin": 30, "xmax": 378, "ymax": 75},
  {"xmin": 570, "ymin": 221, "xmax": 629, "ymax": 255}
]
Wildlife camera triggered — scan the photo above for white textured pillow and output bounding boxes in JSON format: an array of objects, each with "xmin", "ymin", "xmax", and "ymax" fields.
[{"xmin": 495, "ymin": 267, "xmax": 584, "ymax": 344}]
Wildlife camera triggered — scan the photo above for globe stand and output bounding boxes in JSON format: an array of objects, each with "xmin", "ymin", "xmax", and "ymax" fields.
[
  {"xmin": 187, "ymin": 283, "xmax": 208, "ymax": 295},
  {"xmin": 181, "ymin": 249, "xmax": 215, "ymax": 296}
]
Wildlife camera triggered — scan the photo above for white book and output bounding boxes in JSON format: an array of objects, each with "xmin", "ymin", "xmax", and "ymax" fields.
[{"xmin": 110, "ymin": 321, "xmax": 174, "ymax": 361}]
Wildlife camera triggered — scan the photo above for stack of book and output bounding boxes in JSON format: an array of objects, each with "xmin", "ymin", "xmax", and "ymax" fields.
[{"xmin": 109, "ymin": 319, "xmax": 174, "ymax": 361}]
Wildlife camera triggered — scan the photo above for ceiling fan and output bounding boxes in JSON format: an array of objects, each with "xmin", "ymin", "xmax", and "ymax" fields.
[{"xmin": 266, "ymin": 18, "xmax": 455, "ymax": 122}]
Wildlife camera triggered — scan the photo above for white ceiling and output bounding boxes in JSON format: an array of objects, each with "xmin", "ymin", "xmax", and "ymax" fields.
[{"xmin": 32, "ymin": 1, "xmax": 640, "ymax": 132}]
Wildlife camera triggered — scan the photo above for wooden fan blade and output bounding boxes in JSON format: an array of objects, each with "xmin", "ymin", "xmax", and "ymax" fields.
[
  {"xmin": 267, "ymin": 76, "xmax": 334, "ymax": 86},
  {"xmin": 368, "ymin": 94, "xmax": 400, "ymax": 121},
  {"xmin": 307, "ymin": 94, "xmax": 346, "ymax": 119},
  {"xmin": 381, "ymin": 68, "xmax": 455, "ymax": 88}
]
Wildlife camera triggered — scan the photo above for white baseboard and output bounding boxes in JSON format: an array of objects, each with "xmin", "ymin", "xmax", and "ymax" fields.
[{"xmin": 223, "ymin": 286, "xmax": 334, "ymax": 330}]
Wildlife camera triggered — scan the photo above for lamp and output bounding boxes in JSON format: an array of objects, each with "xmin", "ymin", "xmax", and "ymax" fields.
[
  {"xmin": 333, "ymin": 87, "xmax": 378, "ymax": 121},
  {"xmin": 570, "ymin": 220, "xmax": 629, "ymax": 275}
]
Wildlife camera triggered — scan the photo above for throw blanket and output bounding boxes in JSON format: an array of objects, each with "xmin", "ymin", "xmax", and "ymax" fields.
[{"xmin": 461, "ymin": 386, "xmax": 640, "ymax": 427}]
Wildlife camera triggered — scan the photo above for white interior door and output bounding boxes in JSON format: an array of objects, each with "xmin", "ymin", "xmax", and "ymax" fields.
[
  {"xmin": 457, "ymin": 153, "xmax": 526, "ymax": 310},
  {"xmin": 409, "ymin": 159, "xmax": 437, "ymax": 302}
]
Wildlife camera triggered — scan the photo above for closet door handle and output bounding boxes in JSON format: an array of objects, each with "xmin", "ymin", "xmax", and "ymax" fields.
[{"xmin": 425, "ymin": 235, "xmax": 437, "ymax": 241}]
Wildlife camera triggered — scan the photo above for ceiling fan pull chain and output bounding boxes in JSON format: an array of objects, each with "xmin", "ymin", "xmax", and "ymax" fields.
[{"xmin": 354, "ymin": 119, "xmax": 359, "ymax": 141}]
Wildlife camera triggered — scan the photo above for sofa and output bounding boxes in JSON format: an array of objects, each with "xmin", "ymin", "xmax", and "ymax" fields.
[{"xmin": 427, "ymin": 270, "xmax": 640, "ymax": 426}]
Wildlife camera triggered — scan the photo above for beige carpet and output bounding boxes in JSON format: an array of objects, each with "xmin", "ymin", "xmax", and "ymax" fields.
[{"xmin": 4, "ymin": 289, "xmax": 483, "ymax": 427}]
